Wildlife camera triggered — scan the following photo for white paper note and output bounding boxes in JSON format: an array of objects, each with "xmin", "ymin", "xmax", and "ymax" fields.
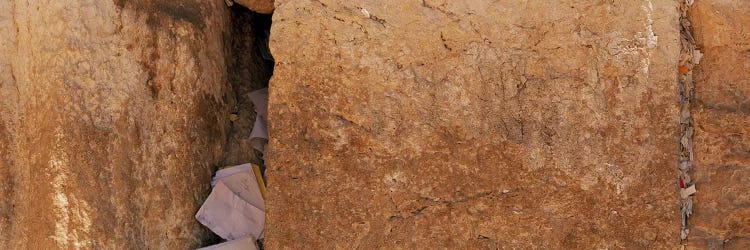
[
  {"xmin": 680, "ymin": 185, "xmax": 696, "ymax": 199},
  {"xmin": 196, "ymin": 182, "xmax": 265, "ymax": 240}
]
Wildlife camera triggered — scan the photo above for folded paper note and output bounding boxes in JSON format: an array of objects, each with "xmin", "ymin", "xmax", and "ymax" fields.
[{"xmin": 197, "ymin": 164, "xmax": 266, "ymax": 240}]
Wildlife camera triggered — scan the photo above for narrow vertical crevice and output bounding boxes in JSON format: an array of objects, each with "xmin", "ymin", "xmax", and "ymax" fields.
[
  {"xmin": 677, "ymin": 0, "xmax": 697, "ymax": 244},
  {"xmin": 223, "ymin": 4, "xmax": 274, "ymax": 168},
  {"xmin": 200, "ymin": 3, "xmax": 273, "ymax": 247}
]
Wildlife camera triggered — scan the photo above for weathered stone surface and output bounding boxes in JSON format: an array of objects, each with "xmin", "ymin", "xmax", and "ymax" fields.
[
  {"xmin": 0, "ymin": 0, "xmax": 233, "ymax": 248},
  {"xmin": 689, "ymin": 1, "xmax": 750, "ymax": 248},
  {"xmin": 4, "ymin": 0, "xmax": 747, "ymax": 248},
  {"xmin": 267, "ymin": 0, "xmax": 681, "ymax": 248}
]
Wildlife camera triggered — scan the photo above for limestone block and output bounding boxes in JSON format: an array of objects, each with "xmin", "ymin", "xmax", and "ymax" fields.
[
  {"xmin": 266, "ymin": 0, "xmax": 681, "ymax": 248},
  {"xmin": 0, "ymin": 0, "xmax": 232, "ymax": 248},
  {"xmin": 688, "ymin": 1, "xmax": 750, "ymax": 248}
]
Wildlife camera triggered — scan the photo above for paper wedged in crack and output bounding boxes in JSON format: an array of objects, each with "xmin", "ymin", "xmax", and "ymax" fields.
[
  {"xmin": 248, "ymin": 88, "xmax": 269, "ymax": 157},
  {"xmin": 196, "ymin": 182, "xmax": 265, "ymax": 240}
]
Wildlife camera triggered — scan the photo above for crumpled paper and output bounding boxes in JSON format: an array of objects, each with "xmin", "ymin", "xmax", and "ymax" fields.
[
  {"xmin": 248, "ymin": 88, "xmax": 269, "ymax": 159},
  {"xmin": 678, "ymin": 1, "xmax": 698, "ymax": 241},
  {"xmin": 197, "ymin": 164, "xmax": 266, "ymax": 240}
]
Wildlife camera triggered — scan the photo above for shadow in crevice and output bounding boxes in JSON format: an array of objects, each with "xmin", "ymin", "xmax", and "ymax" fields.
[
  {"xmin": 199, "ymin": 3, "xmax": 274, "ymax": 248},
  {"xmin": 223, "ymin": 4, "xmax": 274, "ymax": 168}
]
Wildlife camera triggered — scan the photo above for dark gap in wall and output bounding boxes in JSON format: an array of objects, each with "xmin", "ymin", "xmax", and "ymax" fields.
[
  {"xmin": 223, "ymin": 4, "xmax": 274, "ymax": 169},
  {"xmin": 199, "ymin": 3, "xmax": 273, "ymax": 248}
]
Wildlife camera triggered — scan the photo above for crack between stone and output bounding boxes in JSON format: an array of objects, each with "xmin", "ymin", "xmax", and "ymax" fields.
[
  {"xmin": 389, "ymin": 191, "xmax": 500, "ymax": 221},
  {"xmin": 10, "ymin": 0, "xmax": 22, "ymax": 99},
  {"xmin": 678, "ymin": 0, "xmax": 698, "ymax": 243},
  {"xmin": 419, "ymin": 0, "xmax": 455, "ymax": 18}
]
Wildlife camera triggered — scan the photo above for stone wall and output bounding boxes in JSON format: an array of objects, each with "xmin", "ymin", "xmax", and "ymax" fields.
[
  {"xmin": 266, "ymin": 0, "xmax": 681, "ymax": 248},
  {"xmin": 0, "ymin": 0, "xmax": 232, "ymax": 248},
  {"xmin": 689, "ymin": 1, "xmax": 750, "ymax": 248},
  {"xmin": 2, "ymin": 0, "xmax": 748, "ymax": 248}
]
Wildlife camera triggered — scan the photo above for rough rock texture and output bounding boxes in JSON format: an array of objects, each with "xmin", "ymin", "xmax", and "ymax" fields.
[
  {"xmin": 267, "ymin": 0, "xmax": 681, "ymax": 248},
  {"xmin": 688, "ymin": 1, "xmax": 750, "ymax": 248},
  {"xmin": 3, "ymin": 0, "xmax": 747, "ymax": 248},
  {"xmin": 0, "ymin": 0, "xmax": 233, "ymax": 248}
]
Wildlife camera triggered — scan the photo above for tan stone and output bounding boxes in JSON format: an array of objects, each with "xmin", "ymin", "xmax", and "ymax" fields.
[
  {"xmin": 688, "ymin": 1, "xmax": 750, "ymax": 248},
  {"xmin": 266, "ymin": 0, "xmax": 681, "ymax": 248},
  {"xmin": 0, "ymin": 0, "xmax": 233, "ymax": 248},
  {"xmin": 1, "ymin": 0, "xmax": 748, "ymax": 248}
]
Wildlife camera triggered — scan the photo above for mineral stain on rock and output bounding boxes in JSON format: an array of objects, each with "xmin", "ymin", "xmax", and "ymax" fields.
[{"xmin": 115, "ymin": 0, "xmax": 206, "ymax": 29}]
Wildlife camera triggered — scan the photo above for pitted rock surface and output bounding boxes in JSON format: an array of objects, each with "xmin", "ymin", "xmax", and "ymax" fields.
[
  {"xmin": 0, "ymin": 0, "xmax": 232, "ymax": 248},
  {"xmin": 266, "ymin": 0, "xmax": 681, "ymax": 248},
  {"xmin": 688, "ymin": 1, "xmax": 750, "ymax": 248}
]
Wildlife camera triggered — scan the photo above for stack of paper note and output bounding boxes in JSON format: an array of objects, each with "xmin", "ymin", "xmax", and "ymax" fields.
[{"xmin": 196, "ymin": 163, "xmax": 266, "ymax": 241}]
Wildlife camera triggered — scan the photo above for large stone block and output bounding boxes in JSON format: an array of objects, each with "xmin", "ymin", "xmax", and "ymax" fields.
[
  {"xmin": 0, "ymin": 0, "xmax": 232, "ymax": 248},
  {"xmin": 689, "ymin": 1, "xmax": 750, "ymax": 248},
  {"xmin": 266, "ymin": 0, "xmax": 681, "ymax": 248}
]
